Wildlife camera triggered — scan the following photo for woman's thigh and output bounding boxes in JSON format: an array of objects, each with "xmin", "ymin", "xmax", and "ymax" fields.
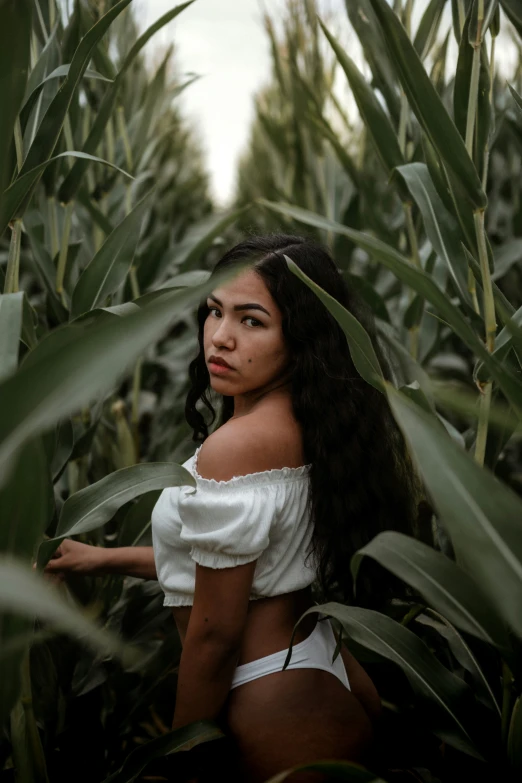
[{"xmin": 225, "ymin": 668, "xmax": 374, "ymax": 783}]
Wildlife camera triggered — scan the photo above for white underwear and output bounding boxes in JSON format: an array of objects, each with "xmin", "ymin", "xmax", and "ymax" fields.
[{"xmin": 231, "ymin": 616, "xmax": 351, "ymax": 691}]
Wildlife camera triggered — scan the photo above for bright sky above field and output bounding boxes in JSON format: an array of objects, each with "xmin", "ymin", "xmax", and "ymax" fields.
[
  {"xmin": 135, "ymin": 0, "xmax": 342, "ymax": 206},
  {"xmin": 133, "ymin": 0, "xmax": 518, "ymax": 207}
]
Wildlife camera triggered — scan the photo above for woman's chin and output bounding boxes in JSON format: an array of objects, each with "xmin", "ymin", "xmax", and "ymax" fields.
[{"xmin": 209, "ymin": 377, "xmax": 235, "ymax": 394}]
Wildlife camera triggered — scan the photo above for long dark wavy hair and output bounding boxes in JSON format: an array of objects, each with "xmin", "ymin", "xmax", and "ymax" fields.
[{"xmin": 185, "ymin": 234, "xmax": 428, "ymax": 606}]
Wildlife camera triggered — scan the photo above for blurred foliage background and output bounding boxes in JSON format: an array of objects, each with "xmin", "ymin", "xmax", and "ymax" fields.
[{"xmin": 1, "ymin": 0, "xmax": 522, "ymax": 782}]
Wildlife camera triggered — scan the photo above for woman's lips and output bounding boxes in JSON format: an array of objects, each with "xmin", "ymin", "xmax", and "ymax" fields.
[
  {"xmin": 208, "ymin": 358, "xmax": 235, "ymax": 374},
  {"xmin": 209, "ymin": 362, "xmax": 233, "ymax": 374}
]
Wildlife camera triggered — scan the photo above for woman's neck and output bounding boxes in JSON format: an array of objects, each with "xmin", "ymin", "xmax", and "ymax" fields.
[{"xmin": 231, "ymin": 381, "xmax": 293, "ymax": 419}]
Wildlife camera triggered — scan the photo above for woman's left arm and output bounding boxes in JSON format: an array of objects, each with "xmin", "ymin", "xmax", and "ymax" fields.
[{"xmin": 172, "ymin": 559, "xmax": 257, "ymax": 730}]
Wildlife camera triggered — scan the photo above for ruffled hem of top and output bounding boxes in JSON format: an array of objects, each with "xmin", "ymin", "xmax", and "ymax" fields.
[{"xmin": 191, "ymin": 446, "xmax": 311, "ymax": 488}]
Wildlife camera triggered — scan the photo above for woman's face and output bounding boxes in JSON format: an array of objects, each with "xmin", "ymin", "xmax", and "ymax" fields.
[{"xmin": 203, "ymin": 268, "xmax": 289, "ymax": 397}]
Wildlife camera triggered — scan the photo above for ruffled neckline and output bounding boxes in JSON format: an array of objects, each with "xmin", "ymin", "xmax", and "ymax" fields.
[{"xmin": 191, "ymin": 446, "xmax": 311, "ymax": 488}]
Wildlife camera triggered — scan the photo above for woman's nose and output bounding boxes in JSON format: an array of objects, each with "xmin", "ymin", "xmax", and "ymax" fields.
[{"xmin": 211, "ymin": 318, "xmax": 235, "ymax": 349}]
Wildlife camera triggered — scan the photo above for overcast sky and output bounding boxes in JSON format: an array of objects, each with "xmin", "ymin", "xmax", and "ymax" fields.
[
  {"xmin": 134, "ymin": 1, "xmax": 518, "ymax": 207},
  {"xmin": 135, "ymin": 0, "xmax": 292, "ymax": 205}
]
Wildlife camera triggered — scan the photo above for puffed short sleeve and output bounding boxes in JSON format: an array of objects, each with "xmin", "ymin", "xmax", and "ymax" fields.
[{"xmin": 177, "ymin": 481, "xmax": 274, "ymax": 569}]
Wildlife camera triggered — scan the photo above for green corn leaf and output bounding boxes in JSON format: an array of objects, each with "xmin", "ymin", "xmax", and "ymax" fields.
[
  {"xmin": 416, "ymin": 611, "xmax": 501, "ymax": 716},
  {"xmin": 58, "ymin": 1, "xmax": 195, "ymax": 204},
  {"xmin": 0, "ymin": 266, "xmax": 238, "ymax": 481},
  {"xmin": 0, "ymin": 0, "xmax": 31, "ymax": 205},
  {"xmin": 0, "ymin": 438, "xmax": 50, "ymax": 560},
  {"xmin": 414, "ymin": 0, "xmax": 446, "ymax": 60},
  {"xmin": 101, "ymin": 722, "xmax": 223, "ymax": 783},
  {"xmin": 57, "ymin": 463, "xmax": 194, "ymax": 537},
  {"xmin": 20, "ymin": 64, "xmax": 112, "ymax": 133},
  {"xmin": 71, "ymin": 189, "xmax": 154, "ymax": 317},
  {"xmin": 386, "ymin": 384, "xmax": 522, "ymax": 639},
  {"xmin": 0, "ymin": 437, "xmax": 51, "ymax": 720},
  {"xmin": 396, "ymin": 163, "xmax": 472, "ymax": 306},
  {"xmin": 0, "ymin": 293, "xmax": 23, "ymax": 382},
  {"xmin": 285, "ymin": 257, "xmax": 384, "ymax": 392},
  {"xmin": 352, "ymin": 531, "xmax": 514, "ymax": 662},
  {"xmin": 368, "ymin": 0, "xmax": 487, "ymax": 209},
  {"xmin": 15, "ymin": 0, "xmax": 133, "ymax": 216},
  {"xmin": 37, "ymin": 462, "xmax": 195, "ymax": 568},
  {"xmin": 319, "ymin": 19, "xmax": 405, "ymax": 178},
  {"xmin": 22, "ymin": 23, "xmax": 58, "ymax": 104},
  {"xmin": 259, "ymin": 200, "xmax": 522, "ymax": 417},
  {"xmin": 0, "ymin": 150, "xmax": 133, "ymax": 237},
  {"xmin": 0, "ymin": 555, "xmax": 143, "ymax": 668},
  {"xmin": 292, "ymin": 604, "xmax": 482, "ymax": 759}
]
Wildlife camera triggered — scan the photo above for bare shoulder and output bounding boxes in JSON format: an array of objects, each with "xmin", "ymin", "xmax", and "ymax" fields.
[{"xmin": 196, "ymin": 414, "xmax": 305, "ymax": 482}]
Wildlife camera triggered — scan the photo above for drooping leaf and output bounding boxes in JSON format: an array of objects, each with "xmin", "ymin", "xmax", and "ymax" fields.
[
  {"xmin": 37, "ymin": 463, "xmax": 195, "ymax": 568},
  {"xmin": 352, "ymin": 532, "xmax": 514, "ymax": 662},
  {"xmin": 0, "ymin": 266, "xmax": 238, "ymax": 480},
  {"xmin": 290, "ymin": 604, "xmax": 481, "ymax": 758},
  {"xmin": 285, "ymin": 257, "xmax": 384, "ymax": 392},
  {"xmin": 386, "ymin": 384, "xmax": 522, "ymax": 639}
]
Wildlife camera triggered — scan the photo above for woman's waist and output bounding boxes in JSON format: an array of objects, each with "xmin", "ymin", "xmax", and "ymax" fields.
[{"xmin": 171, "ymin": 587, "xmax": 316, "ymax": 663}]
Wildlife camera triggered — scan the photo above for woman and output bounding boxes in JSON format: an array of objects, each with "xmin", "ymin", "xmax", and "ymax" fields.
[{"xmin": 45, "ymin": 235, "xmax": 424, "ymax": 781}]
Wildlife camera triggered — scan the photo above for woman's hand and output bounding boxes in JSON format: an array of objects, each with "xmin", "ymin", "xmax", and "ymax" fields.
[{"xmin": 38, "ymin": 539, "xmax": 107, "ymax": 583}]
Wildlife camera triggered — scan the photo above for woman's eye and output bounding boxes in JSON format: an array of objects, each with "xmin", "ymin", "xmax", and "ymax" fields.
[
  {"xmin": 208, "ymin": 307, "xmax": 221, "ymax": 318},
  {"xmin": 243, "ymin": 316, "xmax": 262, "ymax": 327}
]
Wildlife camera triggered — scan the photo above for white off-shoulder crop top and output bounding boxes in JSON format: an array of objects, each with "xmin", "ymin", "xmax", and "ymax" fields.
[{"xmin": 151, "ymin": 446, "xmax": 315, "ymax": 607}]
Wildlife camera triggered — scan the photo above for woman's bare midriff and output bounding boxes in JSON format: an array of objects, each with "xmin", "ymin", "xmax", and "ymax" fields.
[{"xmin": 171, "ymin": 586, "xmax": 317, "ymax": 664}]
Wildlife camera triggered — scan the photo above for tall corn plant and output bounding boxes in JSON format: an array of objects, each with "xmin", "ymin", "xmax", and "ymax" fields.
[
  {"xmin": 238, "ymin": 0, "xmax": 522, "ymax": 777},
  {"xmin": 0, "ymin": 1, "xmax": 241, "ymax": 780}
]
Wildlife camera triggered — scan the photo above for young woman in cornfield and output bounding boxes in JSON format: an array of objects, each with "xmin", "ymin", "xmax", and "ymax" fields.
[{"xmin": 44, "ymin": 235, "xmax": 427, "ymax": 782}]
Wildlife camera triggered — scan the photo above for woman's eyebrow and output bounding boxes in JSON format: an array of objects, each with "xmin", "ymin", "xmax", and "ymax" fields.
[{"xmin": 208, "ymin": 294, "xmax": 271, "ymax": 317}]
